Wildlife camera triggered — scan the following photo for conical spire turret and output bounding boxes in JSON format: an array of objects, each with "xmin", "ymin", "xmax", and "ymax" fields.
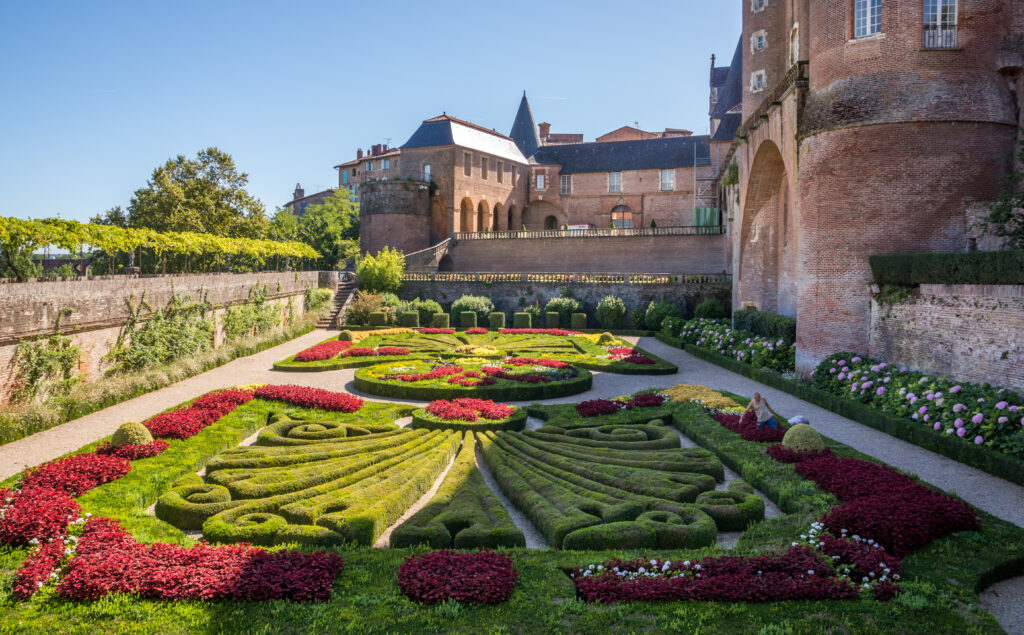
[{"xmin": 509, "ymin": 92, "xmax": 541, "ymax": 157}]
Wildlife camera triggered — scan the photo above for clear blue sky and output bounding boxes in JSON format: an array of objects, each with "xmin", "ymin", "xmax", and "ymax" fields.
[{"xmin": 0, "ymin": 0, "xmax": 740, "ymax": 223}]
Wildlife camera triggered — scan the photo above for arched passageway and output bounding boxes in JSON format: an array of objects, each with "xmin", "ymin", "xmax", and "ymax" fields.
[
  {"xmin": 477, "ymin": 201, "xmax": 490, "ymax": 232},
  {"xmin": 459, "ymin": 198, "xmax": 473, "ymax": 233},
  {"xmin": 430, "ymin": 195, "xmax": 448, "ymax": 242}
]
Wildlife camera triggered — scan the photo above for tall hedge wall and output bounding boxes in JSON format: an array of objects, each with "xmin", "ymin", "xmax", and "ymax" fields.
[{"xmin": 869, "ymin": 251, "xmax": 1024, "ymax": 286}]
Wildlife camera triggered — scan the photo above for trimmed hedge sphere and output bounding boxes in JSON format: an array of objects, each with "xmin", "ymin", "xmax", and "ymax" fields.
[
  {"xmin": 111, "ymin": 420, "xmax": 153, "ymax": 447},
  {"xmin": 338, "ymin": 330, "xmax": 354, "ymax": 341},
  {"xmin": 597, "ymin": 332, "xmax": 617, "ymax": 344},
  {"xmin": 782, "ymin": 424, "xmax": 826, "ymax": 452}
]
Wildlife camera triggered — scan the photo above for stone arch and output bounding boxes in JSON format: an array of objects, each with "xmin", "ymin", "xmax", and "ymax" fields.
[
  {"xmin": 508, "ymin": 205, "xmax": 519, "ymax": 230},
  {"xmin": 430, "ymin": 194, "xmax": 448, "ymax": 243},
  {"xmin": 477, "ymin": 200, "xmax": 490, "ymax": 232},
  {"xmin": 611, "ymin": 204, "xmax": 634, "ymax": 228},
  {"xmin": 438, "ymin": 253, "xmax": 454, "ymax": 271},
  {"xmin": 739, "ymin": 140, "xmax": 797, "ymax": 316},
  {"xmin": 523, "ymin": 200, "xmax": 565, "ymax": 230},
  {"xmin": 459, "ymin": 198, "xmax": 474, "ymax": 233},
  {"xmin": 544, "ymin": 215, "xmax": 559, "ymax": 230},
  {"xmin": 493, "ymin": 202, "xmax": 505, "ymax": 231}
]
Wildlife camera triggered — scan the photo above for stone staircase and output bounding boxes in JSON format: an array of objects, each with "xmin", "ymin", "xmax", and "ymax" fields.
[
  {"xmin": 404, "ymin": 238, "xmax": 452, "ymax": 273},
  {"xmin": 317, "ymin": 279, "xmax": 357, "ymax": 329}
]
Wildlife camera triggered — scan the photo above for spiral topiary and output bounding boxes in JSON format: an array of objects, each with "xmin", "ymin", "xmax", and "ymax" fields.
[
  {"xmin": 782, "ymin": 424, "xmax": 825, "ymax": 452},
  {"xmin": 110, "ymin": 421, "xmax": 153, "ymax": 447}
]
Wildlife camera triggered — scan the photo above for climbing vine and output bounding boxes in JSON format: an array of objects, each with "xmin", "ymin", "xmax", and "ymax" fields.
[
  {"xmin": 105, "ymin": 292, "xmax": 215, "ymax": 374},
  {"xmin": 11, "ymin": 308, "xmax": 84, "ymax": 403},
  {"xmin": 222, "ymin": 283, "xmax": 282, "ymax": 340}
]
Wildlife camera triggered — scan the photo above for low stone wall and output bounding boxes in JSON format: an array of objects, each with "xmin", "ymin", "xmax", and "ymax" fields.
[
  {"xmin": 398, "ymin": 280, "xmax": 731, "ymax": 325},
  {"xmin": 869, "ymin": 284, "xmax": 1024, "ymax": 392},
  {"xmin": 445, "ymin": 233, "xmax": 729, "ymax": 274},
  {"xmin": 0, "ymin": 271, "xmax": 330, "ymax": 403}
]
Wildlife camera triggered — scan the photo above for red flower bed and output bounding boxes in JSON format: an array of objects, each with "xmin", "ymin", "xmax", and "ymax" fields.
[
  {"xmin": 0, "ymin": 486, "xmax": 80, "ymax": 546},
  {"xmin": 576, "ymin": 399, "xmax": 622, "ymax": 417},
  {"xmin": 254, "ymin": 385, "xmax": 363, "ymax": 412},
  {"xmin": 376, "ymin": 347, "xmax": 412, "ymax": 356},
  {"xmin": 765, "ymin": 445, "xmax": 834, "ymax": 463},
  {"xmin": 607, "ymin": 347, "xmax": 635, "ymax": 356},
  {"xmin": 339, "ymin": 347, "xmax": 377, "ymax": 357},
  {"xmin": 506, "ymin": 357, "xmax": 571, "ymax": 369},
  {"xmin": 465, "ymin": 327, "xmax": 489, "ymax": 334},
  {"xmin": 622, "ymin": 354, "xmax": 655, "ymax": 365},
  {"xmin": 392, "ymin": 365, "xmax": 464, "ymax": 382},
  {"xmin": 498, "ymin": 328, "xmax": 582, "ymax": 336},
  {"xmin": 626, "ymin": 393, "xmax": 666, "ymax": 409},
  {"xmin": 57, "ymin": 517, "xmax": 345, "ymax": 602},
  {"xmin": 447, "ymin": 372, "xmax": 497, "ymax": 388},
  {"xmin": 96, "ymin": 440, "xmax": 170, "ymax": 460},
  {"xmin": 145, "ymin": 389, "xmax": 254, "ymax": 440},
  {"xmin": 792, "ymin": 455, "xmax": 978, "ymax": 557},
  {"xmin": 480, "ymin": 367, "xmax": 553, "ymax": 383},
  {"xmin": 13, "ymin": 540, "xmax": 66, "ymax": 600},
  {"xmin": 293, "ymin": 340, "xmax": 353, "ymax": 362},
  {"xmin": 397, "ymin": 550, "xmax": 518, "ymax": 605},
  {"xmin": 21, "ymin": 453, "xmax": 131, "ymax": 497},
  {"xmin": 417, "ymin": 328, "xmax": 455, "ymax": 334},
  {"xmin": 426, "ymin": 399, "xmax": 515, "ymax": 422},
  {"xmin": 712, "ymin": 410, "xmax": 786, "ymax": 443},
  {"xmin": 816, "ymin": 534, "xmax": 901, "ymax": 585},
  {"xmin": 573, "ymin": 548, "xmax": 857, "ymax": 603}
]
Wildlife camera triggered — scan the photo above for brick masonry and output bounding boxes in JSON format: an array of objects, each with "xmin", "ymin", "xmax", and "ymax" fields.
[
  {"xmin": 0, "ymin": 271, "xmax": 326, "ymax": 403},
  {"xmin": 869, "ymin": 285, "xmax": 1024, "ymax": 392}
]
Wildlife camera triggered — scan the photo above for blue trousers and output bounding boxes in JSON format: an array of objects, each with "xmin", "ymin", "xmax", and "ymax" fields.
[{"xmin": 757, "ymin": 416, "xmax": 779, "ymax": 430}]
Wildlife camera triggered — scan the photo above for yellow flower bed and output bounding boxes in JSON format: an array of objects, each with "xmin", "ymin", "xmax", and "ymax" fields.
[
  {"xmin": 351, "ymin": 328, "xmax": 414, "ymax": 342},
  {"xmin": 456, "ymin": 345, "xmax": 500, "ymax": 355},
  {"xmin": 665, "ymin": 384, "xmax": 743, "ymax": 412}
]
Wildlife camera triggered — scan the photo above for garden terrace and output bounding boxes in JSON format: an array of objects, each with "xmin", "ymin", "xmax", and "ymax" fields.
[{"xmin": 403, "ymin": 271, "xmax": 732, "ymax": 285}]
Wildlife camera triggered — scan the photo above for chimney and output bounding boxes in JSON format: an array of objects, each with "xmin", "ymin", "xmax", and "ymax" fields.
[
  {"xmin": 538, "ymin": 122, "xmax": 551, "ymax": 140},
  {"xmin": 293, "ymin": 183, "xmax": 304, "ymax": 200},
  {"xmin": 357, "ymin": 148, "xmax": 364, "ymax": 159}
]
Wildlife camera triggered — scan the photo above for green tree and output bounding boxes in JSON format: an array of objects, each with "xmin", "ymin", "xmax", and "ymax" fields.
[
  {"xmin": 89, "ymin": 205, "xmax": 129, "ymax": 227},
  {"xmin": 979, "ymin": 135, "xmax": 1024, "ymax": 249},
  {"xmin": 127, "ymin": 147, "xmax": 268, "ymax": 238},
  {"xmin": 297, "ymin": 189, "xmax": 360, "ymax": 269},
  {"xmin": 268, "ymin": 207, "xmax": 299, "ymax": 242},
  {"xmin": 0, "ymin": 217, "xmax": 44, "ymax": 280},
  {"xmin": 356, "ymin": 246, "xmax": 405, "ymax": 293}
]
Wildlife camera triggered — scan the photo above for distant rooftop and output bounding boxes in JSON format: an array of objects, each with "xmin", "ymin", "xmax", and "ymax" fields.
[{"xmin": 532, "ymin": 135, "xmax": 711, "ymax": 174}]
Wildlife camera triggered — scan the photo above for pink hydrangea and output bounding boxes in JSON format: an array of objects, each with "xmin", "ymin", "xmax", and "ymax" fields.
[
  {"xmin": 996, "ymin": 401, "xmax": 1008, "ymax": 410},
  {"xmin": 972, "ymin": 414, "xmax": 984, "ymax": 424},
  {"xmin": 957, "ymin": 428, "xmax": 966, "ymax": 438},
  {"xmin": 950, "ymin": 385, "xmax": 962, "ymax": 393},
  {"xmin": 954, "ymin": 419, "xmax": 964, "ymax": 428},
  {"xmin": 876, "ymin": 387, "xmax": 886, "ymax": 396},
  {"xmin": 999, "ymin": 417, "xmax": 1009, "ymax": 424},
  {"xmin": 974, "ymin": 436, "xmax": 984, "ymax": 445},
  {"xmin": 918, "ymin": 406, "xmax": 927, "ymax": 415},
  {"xmin": 933, "ymin": 422, "xmax": 941, "ymax": 430}
]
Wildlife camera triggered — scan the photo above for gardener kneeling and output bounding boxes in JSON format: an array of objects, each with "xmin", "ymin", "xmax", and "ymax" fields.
[{"xmin": 747, "ymin": 392, "xmax": 780, "ymax": 430}]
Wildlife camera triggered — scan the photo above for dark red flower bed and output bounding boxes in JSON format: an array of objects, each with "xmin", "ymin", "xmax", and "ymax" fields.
[
  {"xmin": 465, "ymin": 327, "xmax": 489, "ymax": 334},
  {"xmin": 417, "ymin": 328, "xmax": 455, "ymax": 334},
  {"xmin": 576, "ymin": 399, "xmax": 622, "ymax": 417},
  {"xmin": 96, "ymin": 439, "xmax": 171, "ymax": 460},
  {"xmin": 607, "ymin": 347, "xmax": 635, "ymax": 356},
  {"xmin": 498, "ymin": 328, "xmax": 582, "ymax": 336},
  {"xmin": 712, "ymin": 410, "xmax": 786, "ymax": 442},
  {"xmin": 816, "ymin": 534, "xmax": 901, "ymax": 585},
  {"xmin": 339, "ymin": 347, "xmax": 377, "ymax": 357},
  {"xmin": 573, "ymin": 548, "xmax": 857, "ymax": 603},
  {"xmin": 765, "ymin": 445, "xmax": 834, "ymax": 463},
  {"xmin": 622, "ymin": 354, "xmax": 655, "ymax": 365},
  {"xmin": 0, "ymin": 486, "xmax": 80, "ymax": 546},
  {"xmin": 254, "ymin": 385, "xmax": 363, "ymax": 412},
  {"xmin": 398, "ymin": 550, "xmax": 518, "ymax": 605},
  {"xmin": 626, "ymin": 393, "xmax": 666, "ymax": 409},
  {"xmin": 447, "ymin": 372, "xmax": 497, "ymax": 387},
  {"xmin": 293, "ymin": 340, "xmax": 353, "ymax": 362},
  {"xmin": 145, "ymin": 389, "xmax": 255, "ymax": 440},
  {"xmin": 13, "ymin": 539, "xmax": 66, "ymax": 599},
  {"xmin": 21, "ymin": 453, "xmax": 131, "ymax": 497},
  {"xmin": 376, "ymin": 347, "xmax": 412, "ymax": 356},
  {"xmin": 57, "ymin": 517, "xmax": 345, "ymax": 602},
  {"xmin": 480, "ymin": 367, "xmax": 553, "ymax": 383},
  {"xmin": 425, "ymin": 399, "xmax": 515, "ymax": 422},
  {"xmin": 391, "ymin": 365, "xmax": 464, "ymax": 382},
  {"xmin": 505, "ymin": 357, "xmax": 571, "ymax": 369}
]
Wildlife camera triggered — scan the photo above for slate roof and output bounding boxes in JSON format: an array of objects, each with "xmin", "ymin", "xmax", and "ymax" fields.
[
  {"xmin": 711, "ymin": 113, "xmax": 742, "ymax": 142},
  {"xmin": 509, "ymin": 93, "xmax": 541, "ymax": 157},
  {"xmin": 712, "ymin": 38, "xmax": 743, "ymax": 118},
  {"xmin": 712, "ymin": 66, "xmax": 731, "ymax": 88},
  {"xmin": 531, "ymin": 135, "xmax": 711, "ymax": 174},
  {"xmin": 402, "ymin": 115, "xmax": 528, "ymax": 164}
]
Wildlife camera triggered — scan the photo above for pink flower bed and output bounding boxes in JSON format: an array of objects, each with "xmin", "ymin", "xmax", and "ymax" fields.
[
  {"xmin": 712, "ymin": 410, "xmax": 786, "ymax": 443},
  {"xmin": 465, "ymin": 327, "xmax": 489, "ymax": 334},
  {"xmin": 425, "ymin": 398, "xmax": 515, "ymax": 422},
  {"xmin": 480, "ymin": 367, "xmax": 552, "ymax": 384},
  {"xmin": 391, "ymin": 365, "xmax": 464, "ymax": 382},
  {"xmin": 417, "ymin": 328, "xmax": 455, "ymax": 334},
  {"xmin": 505, "ymin": 357, "xmax": 571, "ymax": 369},
  {"xmin": 96, "ymin": 440, "xmax": 171, "ymax": 460},
  {"xmin": 293, "ymin": 340, "xmax": 353, "ymax": 362},
  {"xmin": 498, "ymin": 328, "xmax": 582, "ymax": 336},
  {"xmin": 145, "ymin": 389, "xmax": 255, "ymax": 440},
  {"xmin": 57, "ymin": 517, "xmax": 344, "ymax": 602},
  {"xmin": 397, "ymin": 550, "xmax": 518, "ymax": 605},
  {"xmin": 253, "ymin": 385, "xmax": 364, "ymax": 413}
]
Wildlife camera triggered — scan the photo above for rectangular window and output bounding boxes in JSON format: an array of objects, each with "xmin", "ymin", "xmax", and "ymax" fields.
[
  {"xmin": 751, "ymin": 0, "xmax": 766, "ymax": 11},
  {"xmin": 608, "ymin": 172, "xmax": 621, "ymax": 193},
  {"xmin": 342, "ymin": 170, "xmax": 349, "ymax": 185},
  {"xmin": 497, "ymin": 161, "xmax": 503, "ymax": 183},
  {"xmin": 464, "ymin": 153, "xmax": 472, "ymax": 176},
  {"xmin": 661, "ymin": 169, "xmax": 675, "ymax": 191},
  {"xmin": 750, "ymin": 70, "xmax": 767, "ymax": 92},
  {"xmin": 382, "ymin": 159, "xmax": 390, "ymax": 170},
  {"xmin": 854, "ymin": 0, "xmax": 882, "ymax": 38},
  {"xmin": 559, "ymin": 174, "xmax": 572, "ymax": 195},
  {"xmin": 923, "ymin": 0, "xmax": 957, "ymax": 48},
  {"xmin": 423, "ymin": 164, "xmax": 431, "ymax": 182},
  {"xmin": 365, "ymin": 160, "xmax": 373, "ymax": 172},
  {"xmin": 481, "ymin": 156, "xmax": 488, "ymax": 180},
  {"xmin": 536, "ymin": 173, "xmax": 546, "ymax": 190},
  {"xmin": 751, "ymin": 30, "xmax": 767, "ymax": 52}
]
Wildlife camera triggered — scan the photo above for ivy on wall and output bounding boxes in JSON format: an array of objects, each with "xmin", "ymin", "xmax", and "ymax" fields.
[
  {"xmin": 222, "ymin": 283, "xmax": 283, "ymax": 340},
  {"xmin": 105, "ymin": 292, "xmax": 215, "ymax": 374},
  {"xmin": 10, "ymin": 308, "xmax": 84, "ymax": 404}
]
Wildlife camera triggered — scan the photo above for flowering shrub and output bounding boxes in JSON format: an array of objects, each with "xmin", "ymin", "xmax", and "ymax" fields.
[
  {"xmin": 465, "ymin": 327, "xmax": 489, "ymax": 334},
  {"xmin": 712, "ymin": 410, "xmax": 786, "ymax": 442},
  {"xmin": 766, "ymin": 444, "xmax": 833, "ymax": 463},
  {"xmin": 96, "ymin": 439, "xmax": 171, "ymax": 460},
  {"xmin": 0, "ymin": 486, "xmax": 80, "ymax": 545},
  {"xmin": 417, "ymin": 328, "xmax": 455, "ymax": 334},
  {"xmin": 425, "ymin": 399, "xmax": 516, "ymax": 422},
  {"xmin": 57, "ymin": 517, "xmax": 345, "ymax": 601},
  {"xmin": 13, "ymin": 540, "xmax": 67, "ymax": 600},
  {"xmin": 397, "ymin": 550, "xmax": 518, "ymax": 605},
  {"xmin": 498, "ymin": 328, "xmax": 582, "ymax": 336},
  {"xmin": 672, "ymin": 318, "xmax": 795, "ymax": 372},
  {"xmin": 293, "ymin": 340, "xmax": 353, "ymax": 362},
  {"xmin": 254, "ymin": 385, "xmax": 364, "ymax": 412},
  {"xmin": 813, "ymin": 352, "xmax": 1024, "ymax": 458}
]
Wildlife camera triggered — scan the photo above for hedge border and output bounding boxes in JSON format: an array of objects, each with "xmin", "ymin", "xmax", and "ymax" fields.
[
  {"xmin": 411, "ymin": 407, "xmax": 527, "ymax": 432},
  {"xmin": 353, "ymin": 367, "xmax": 593, "ymax": 402},
  {"xmin": 656, "ymin": 333, "xmax": 1024, "ymax": 487},
  {"xmin": 869, "ymin": 250, "xmax": 1024, "ymax": 286}
]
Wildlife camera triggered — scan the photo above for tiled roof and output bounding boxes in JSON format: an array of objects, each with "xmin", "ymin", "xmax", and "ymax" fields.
[
  {"xmin": 712, "ymin": 38, "xmax": 743, "ymax": 118},
  {"xmin": 711, "ymin": 113, "xmax": 742, "ymax": 142},
  {"xmin": 531, "ymin": 135, "xmax": 711, "ymax": 174},
  {"xmin": 509, "ymin": 93, "xmax": 541, "ymax": 157}
]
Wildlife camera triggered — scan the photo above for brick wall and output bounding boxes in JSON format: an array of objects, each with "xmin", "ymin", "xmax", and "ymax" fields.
[
  {"xmin": 869, "ymin": 284, "xmax": 1024, "ymax": 392},
  {"xmin": 444, "ymin": 233, "xmax": 729, "ymax": 274},
  {"xmin": 358, "ymin": 181, "xmax": 432, "ymax": 255},
  {"xmin": 398, "ymin": 280, "xmax": 731, "ymax": 324},
  {"xmin": 0, "ymin": 271, "xmax": 325, "ymax": 403}
]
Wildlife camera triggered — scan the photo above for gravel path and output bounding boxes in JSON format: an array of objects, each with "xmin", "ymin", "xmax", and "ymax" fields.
[{"xmin": 2, "ymin": 329, "xmax": 1021, "ymax": 629}]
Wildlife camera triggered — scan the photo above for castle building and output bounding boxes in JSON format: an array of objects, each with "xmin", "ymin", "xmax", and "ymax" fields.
[
  {"xmin": 283, "ymin": 183, "xmax": 335, "ymax": 217},
  {"xmin": 333, "ymin": 144, "xmax": 400, "ymax": 203}
]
